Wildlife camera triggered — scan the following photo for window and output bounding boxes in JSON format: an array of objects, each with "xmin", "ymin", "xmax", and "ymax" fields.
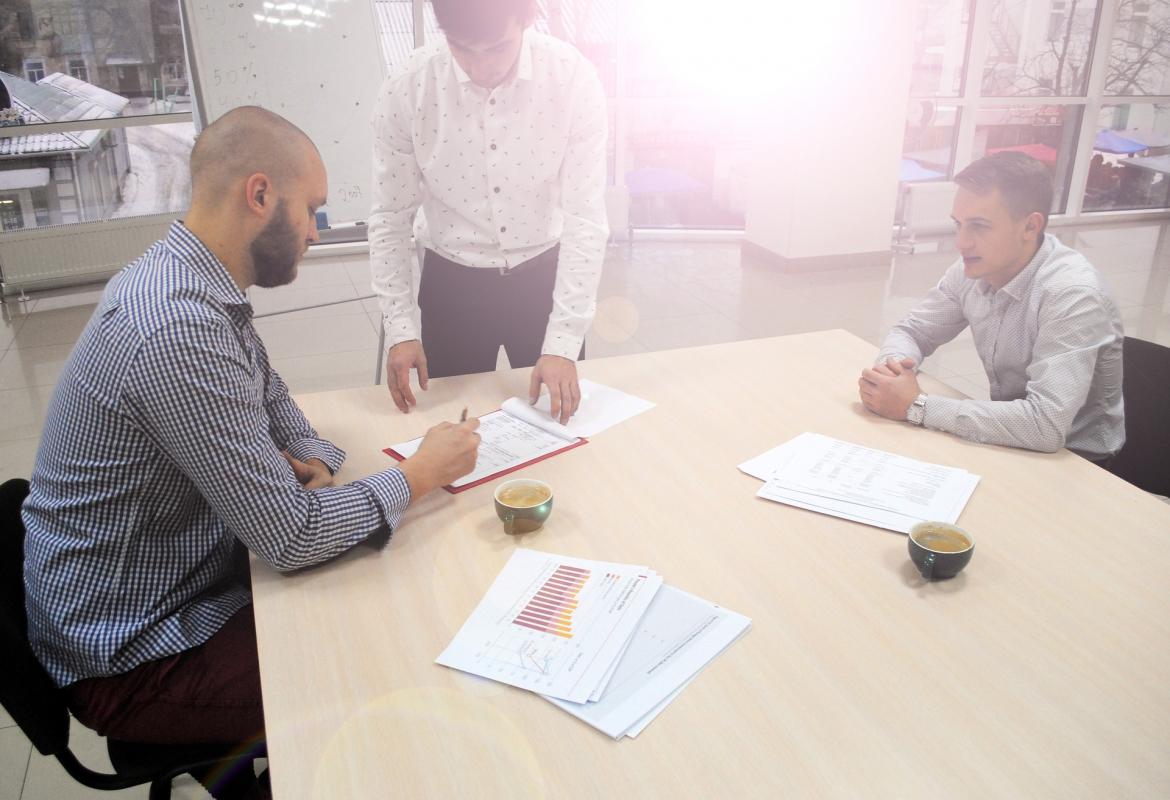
[
  {"xmin": 0, "ymin": 194, "xmax": 25, "ymax": 231},
  {"xmin": 0, "ymin": 0, "xmax": 194, "ymax": 231},
  {"xmin": 24, "ymin": 59, "xmax": 45, "ymax": 83},
  {"xmin": 903, "ymin": 0, "xmax": 1170, "ymax": 218},
  {"xmin": 1048, "ymin": 1, "xmax": 1069, "ymax": 42},
  {"xmin": 983, "ymin": 0, "xmax": 1101, "ymax": 97}
]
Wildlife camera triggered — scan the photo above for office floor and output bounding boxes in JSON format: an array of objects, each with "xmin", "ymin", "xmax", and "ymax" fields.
[{"xmin": 1, "ymin": 218, "xmax": 1168, "ymax": 798}]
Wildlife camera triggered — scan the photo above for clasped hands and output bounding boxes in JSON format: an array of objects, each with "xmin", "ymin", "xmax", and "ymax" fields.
[{"xmin": 858, "ymin": 356, "xmax": 921, "ymax": 421}]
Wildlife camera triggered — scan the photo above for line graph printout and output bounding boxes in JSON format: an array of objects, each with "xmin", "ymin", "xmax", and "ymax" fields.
[{"xmin": 436, "ymin": 550, "xmax": 663, "ymax": 702}]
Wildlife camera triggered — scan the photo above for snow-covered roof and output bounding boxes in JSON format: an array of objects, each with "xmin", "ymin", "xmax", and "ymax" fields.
[{"xmin": 0, "ymin": 71, "xmax": 128, "ymax": 158}]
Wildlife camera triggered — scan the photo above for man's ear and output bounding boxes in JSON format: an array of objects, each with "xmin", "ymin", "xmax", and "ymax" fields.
[
  {"xmin": 244, "ymin": 173, "xmax": 271, "ymax": 216},
  {"xmin": 1023, "ymin": 210, "xmax": 1045, "ymax": 237}
]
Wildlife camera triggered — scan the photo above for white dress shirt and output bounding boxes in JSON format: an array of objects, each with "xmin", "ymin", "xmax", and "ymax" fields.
[
  {"xmin": 369, "ymin": 29, "xmax": 609, "ymax": 361},
  {"xmin": 878, "ymin": 233, "xmax": 1125, "ymax": 459}
]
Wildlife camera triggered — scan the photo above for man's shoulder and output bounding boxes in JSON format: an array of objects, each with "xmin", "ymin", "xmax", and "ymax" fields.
[
  {"xmin": 109, "ymin": 242, "xmax": 231, "ymax": 341},
  {"xmin": 528, "ymin": 31, "xmax": 594, "ymax": 82},
  {"xmin": 1034, "ymin": 239, "xmax": 1113, "ymax": 297},
  {"xmin": 382, "ymin": 39, "xmax": 447, "ymax": 89}
]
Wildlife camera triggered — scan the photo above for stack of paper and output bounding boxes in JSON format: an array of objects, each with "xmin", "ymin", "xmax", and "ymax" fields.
[
  {"xmin": 436, "ymin": 549, "xmax": 750, "ymax": 739},
  {"xmin": 385, "ymin": 379, "xmax": 654, "ymax": 492},
  {"xmin": 740, "ymin": 432, "xmax": 979, "ymax": 533}
]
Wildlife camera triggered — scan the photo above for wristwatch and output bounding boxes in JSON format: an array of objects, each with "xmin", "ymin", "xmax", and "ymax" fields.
[{"xmin": 906, "ymin": 393, "xmax": 928, "ymax": 426}]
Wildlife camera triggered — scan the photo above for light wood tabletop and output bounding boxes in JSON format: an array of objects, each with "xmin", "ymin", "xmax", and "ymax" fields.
[{"xmin": 251, "ymin": 329, "xmax": 1170, "ymax": 799}]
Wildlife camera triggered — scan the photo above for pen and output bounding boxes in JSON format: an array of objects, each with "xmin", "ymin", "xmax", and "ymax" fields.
[{"xmin": 459, "ymin": 406, "xmax": 468, "ymax": 423}]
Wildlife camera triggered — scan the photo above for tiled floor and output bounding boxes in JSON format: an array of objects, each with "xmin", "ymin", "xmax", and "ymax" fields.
[{"xmin": 1, "ymin": 218, "xmax": 1168, "ymax": 798}]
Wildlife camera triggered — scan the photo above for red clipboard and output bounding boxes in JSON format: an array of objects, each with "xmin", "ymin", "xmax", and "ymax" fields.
[{"xmin": 383, "ymin": 436, "xmax": 588, "ymax": 494}]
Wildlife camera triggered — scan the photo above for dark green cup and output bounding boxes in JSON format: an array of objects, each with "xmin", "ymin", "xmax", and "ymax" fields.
[
  {"xmin": 908, "ymin": 522, "xmax": 974, "ymax": 580},
  {"xmin": 493, "ymin": 479, "xmax": 553, "ymax": 535}
]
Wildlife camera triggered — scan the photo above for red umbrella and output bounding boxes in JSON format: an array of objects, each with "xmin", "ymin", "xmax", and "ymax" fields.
[{"xmin": 987, "ymin": 143, "xmax": 1059, "ymax": 164}]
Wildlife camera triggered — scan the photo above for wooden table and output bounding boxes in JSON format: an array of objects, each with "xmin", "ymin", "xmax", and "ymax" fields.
[{"xmin": 251, "ymin": 330, "xmax": 1170, "ymax": 798}]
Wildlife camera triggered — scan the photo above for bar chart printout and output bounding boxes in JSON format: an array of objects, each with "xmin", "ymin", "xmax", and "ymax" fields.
[
  {"xmin": 512, "ymin": 565, "xmax": 589, "ymax": 638},
  {"xmin": 436, "ymin": 550, "xmax": 664, "ymax": 703}
]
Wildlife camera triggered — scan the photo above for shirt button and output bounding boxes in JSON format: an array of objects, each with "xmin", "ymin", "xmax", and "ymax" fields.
[
  {"xmin": 490, "ymin": 143, "xmax": 497, "ymax": 150},
  {"xmin": 500, "ymin": 226, "xmax": 507, "ymax": 233},
  {"xmin": 489, "ymin": 98, "xmax": 496, "ymax": 105},
  {"xmin": 494, "ymin": 186, "xmax": 500, "ymax": 193}
]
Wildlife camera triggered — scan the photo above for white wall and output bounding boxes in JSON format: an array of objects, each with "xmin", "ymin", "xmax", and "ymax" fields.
[{"xmin": 744, "ymin": 2, "xmax": 916, "ymax": 262}]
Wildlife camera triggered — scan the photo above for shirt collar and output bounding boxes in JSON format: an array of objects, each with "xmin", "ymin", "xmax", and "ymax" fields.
[
  {"xmin": 165, "ymin": 221, "xmax": 252, "ymax": 314},
  {"xmin": 448, "ymin": 27, "xmax": 533, "ymax": 87},
  {"xmin": 997, "ymin": 233, "xmax": 1055, "ymax": 301}
]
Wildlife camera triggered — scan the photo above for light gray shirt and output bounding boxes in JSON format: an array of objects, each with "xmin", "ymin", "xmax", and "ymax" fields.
[{"xmin": 877, "ymin": 233, "xmax": 1125, "ymax": 459}]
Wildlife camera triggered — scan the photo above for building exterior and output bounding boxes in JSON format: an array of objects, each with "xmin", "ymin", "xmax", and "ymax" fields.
[{"xmin": 0, "ymin": 69, "xmax": 130, "ymax": 229}]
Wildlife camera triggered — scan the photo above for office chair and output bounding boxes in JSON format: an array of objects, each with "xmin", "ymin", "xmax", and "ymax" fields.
[
  {"xmin": 1108, "ymin": 337, "xmax": 1170, "ymax": 497},
  {"xmin": 0, "ymin": 477, "xmax": 264, "ymax": 800}
]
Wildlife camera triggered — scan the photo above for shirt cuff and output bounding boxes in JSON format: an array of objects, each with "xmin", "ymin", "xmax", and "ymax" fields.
[
  {"xmin": 541, "ymin": 330, "xmax": 585, "ymax": 361},
  {"xmin": 921, "ymin": 394, "xmax": 963, "ymax": 433},
  {"xmin": 384, "ymin": 315, "xmax": 420, "ymax": 352},
  {"xmin": 285, "ymin": 439, "xmax": 346, "ymax": 474},
  {"xmin": 354, "ymin": 467, "xmax": 412, "ymax": 533}
]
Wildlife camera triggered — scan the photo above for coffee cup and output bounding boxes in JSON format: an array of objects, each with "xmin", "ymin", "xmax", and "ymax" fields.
[
  {"xmin": 494, "ymin": 479, "xmax": 553, "ymax": 535},
  {"xmin": 908, "ymin": 522, "xmax": 974, "ymax": 580}
]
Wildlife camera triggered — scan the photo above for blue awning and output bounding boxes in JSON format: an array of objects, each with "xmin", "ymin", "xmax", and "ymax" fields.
[
  {"xmin": 1094, "ymin": 130, "xmax": 1148, "ymax": 155},
  {"xmin": 899, "ymin": 158, "xmax": 945, "ymax": 182}
]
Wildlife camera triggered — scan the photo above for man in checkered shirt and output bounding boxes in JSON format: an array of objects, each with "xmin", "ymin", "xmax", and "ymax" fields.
[
  {"xmin": 859, "ymin": 152, "xmax": 1124, "ymax": 463},
  {"xmin": 20, "ymin": 107, "xmax": 480, "ymax": 792}
]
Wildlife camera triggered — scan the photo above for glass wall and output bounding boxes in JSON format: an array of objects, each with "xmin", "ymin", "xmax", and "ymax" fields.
[
  {"xmin": 0, "ymin": 0, "xmax": 194, "ymax": 229},
  {"xmin": 905, "ymin": 0, "xmax": 1170, "ymax": 218}
]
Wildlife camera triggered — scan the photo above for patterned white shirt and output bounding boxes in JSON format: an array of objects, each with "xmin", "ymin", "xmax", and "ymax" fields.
[
  {"xmin": 878, "ymin": 233, "xmax": 1125, "ymax": 459},
  {"xmin": 22, "ymin": 222, "xmax": 411, "ymax": 686},
  {"xmin": 369, "ymin": 28, "xmax": 609, "ymax": 361}
]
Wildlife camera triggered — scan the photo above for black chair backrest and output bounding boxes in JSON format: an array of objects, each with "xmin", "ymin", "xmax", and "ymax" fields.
[
  {"xmin": 0, "ymin": 478, "xmax": 73, "ymax": 756},
  {"xmin": 1111, "ymin": 337, "xmax": 1170, "ymax": 497}
]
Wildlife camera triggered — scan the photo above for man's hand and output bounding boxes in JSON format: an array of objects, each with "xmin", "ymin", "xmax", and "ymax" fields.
[
  {"xmin": 386, "ymin": 340, "xmax": 429, "ymax": 414},
  {"xmin": 398, "ymin": 419, "xmax": 481, "ymax": 498},
  {"xmin": 859, "ymin": 358, "xmax": 922, "ymax": 421},
  {"xmin": 282, "ymin": 452, "xmax": 333, "ymax": 489},
  {"xmin": 872, "ymin": 356, "xmax": 916, "ymax": 378},
  {"xmin": 529, "ymin": 355, "xmax": 580, "ymax": 425}
]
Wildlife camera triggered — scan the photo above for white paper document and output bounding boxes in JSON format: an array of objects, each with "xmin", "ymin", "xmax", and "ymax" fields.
[
  {"xmin": 436, "ymin": 550, "xmax": 664, "ymax": 703},
  {"xmin": 543, "ymin": 585, "xmax": 751, "ymax": 739},
  {"xmin": 501, "ymin": 379, "xmax": 655, "ymax": 439},
  {"xmin": 742, "ymin": 433, "xmax": 979, "ymax": 533},
  {"xmin": 389, "ymin": 409, "xmax": 580, "ymax": 489}
]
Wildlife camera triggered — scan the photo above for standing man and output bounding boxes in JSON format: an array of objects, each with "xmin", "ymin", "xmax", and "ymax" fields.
[
  {"xmin": 370, "ymin": 0, "xmax": 609, "ymax": 424},
  {"xmin": 21, "ymin": 107, "xmax": 480, "ymax": 795},
  {"xmin": 859, "ymin": 152, "xmax": 1124, "ymax": 462}
]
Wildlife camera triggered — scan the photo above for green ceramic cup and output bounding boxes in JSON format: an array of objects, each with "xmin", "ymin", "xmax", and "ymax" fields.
[
  {"xmin": 494, "ymin": 479, "xmax": 554, "ymax": 535},
  {"xmin": 908, "ymin": 521, "xmax": 975, "ymax": 580}
]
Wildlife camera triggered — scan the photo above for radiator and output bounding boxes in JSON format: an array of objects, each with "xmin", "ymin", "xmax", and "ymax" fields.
[
  {"xmin": 0, "ymin": 212, "xmax": 180, "ymax": 295},
  {"xmin": 900, "ymin": 181, "xmax": 957, "ymax": 235}
]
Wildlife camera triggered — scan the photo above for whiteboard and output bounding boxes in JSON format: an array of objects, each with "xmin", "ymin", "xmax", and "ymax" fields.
[{"xmin": 182, "ymin": 0, "xmax": 386, "ymax": 224}]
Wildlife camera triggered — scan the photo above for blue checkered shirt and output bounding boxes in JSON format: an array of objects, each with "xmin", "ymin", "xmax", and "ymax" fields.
[{"xmin": 22, "ymin": 222, "xmax": 411, "ymax": 687}]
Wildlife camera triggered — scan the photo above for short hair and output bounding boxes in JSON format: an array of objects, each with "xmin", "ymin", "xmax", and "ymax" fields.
[
  {"xmin": 189, "ymin": 106, "xmax": 318, "ymax": 202},
  {"xmin": 954, "ymin": 152, "xmax": 1055, "ymax": 229},
  {"xmin": 432, "ymin": 0, "xmax": 536, "ymax": 43}
]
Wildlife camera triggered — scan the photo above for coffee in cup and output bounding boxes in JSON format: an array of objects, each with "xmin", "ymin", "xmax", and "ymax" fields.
[
  {"xmin": 494, "ymin": 479, "xmax": 553, "ymax": 535},
  {"xmin": 908, "ymin": 522, "xmax": 974, "ymax": 580}
]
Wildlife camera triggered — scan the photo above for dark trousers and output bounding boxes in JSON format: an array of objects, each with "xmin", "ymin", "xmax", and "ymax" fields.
[
  {"xmin": 418, "ymin": 246, "xmax": 584, "ymax": 378},
  {"xmin": 66, "ymin": 606, "xmax": 265, "ymax": 797}
]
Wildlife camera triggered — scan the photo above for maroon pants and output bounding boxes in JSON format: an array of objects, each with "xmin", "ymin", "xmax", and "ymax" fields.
[{"xmin": 66, "ymin": 606, "xmax": 265, "ymax": 745}]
